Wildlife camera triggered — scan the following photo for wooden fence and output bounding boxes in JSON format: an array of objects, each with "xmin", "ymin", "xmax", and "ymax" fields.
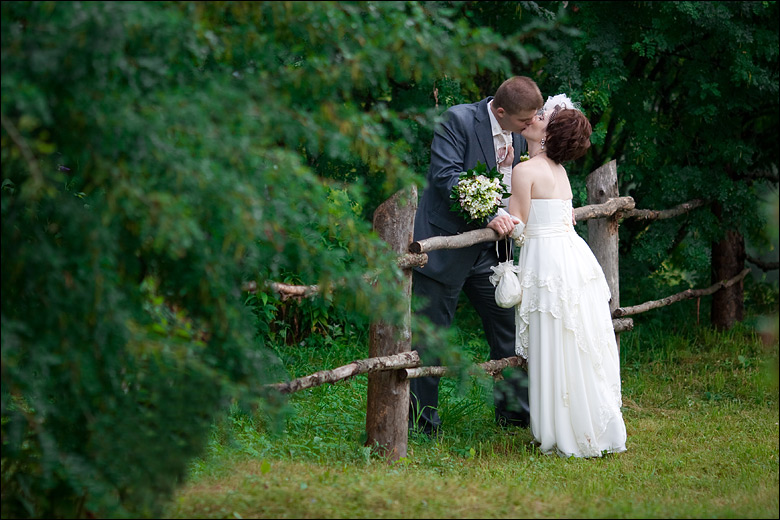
[{"xmin": 261, "ymin": 160, "xmax": 752, "ymax": 462}]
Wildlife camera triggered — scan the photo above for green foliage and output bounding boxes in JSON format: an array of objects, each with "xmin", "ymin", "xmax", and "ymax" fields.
[
  {"xmin": 0, "ymin": 1, "xmax": 564, "ymax": 517},
  {"xmin": 532, "ymin": 1, "xmax": 779, "ymax": 308}
]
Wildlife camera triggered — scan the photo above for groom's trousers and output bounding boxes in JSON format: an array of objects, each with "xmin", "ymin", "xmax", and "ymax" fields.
[{"xmin": 409, "ymin": 241, "xmax": 530, "ymax": 435}]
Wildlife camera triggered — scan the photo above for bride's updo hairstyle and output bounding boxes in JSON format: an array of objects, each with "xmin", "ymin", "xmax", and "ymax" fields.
[{"xmin": 545, "ymin": 108, "xmax": 592, "ymax": 164}]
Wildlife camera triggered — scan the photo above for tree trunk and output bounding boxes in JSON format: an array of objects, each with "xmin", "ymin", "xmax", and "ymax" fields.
[
  {"xmin": 587, "ymin": 159, "xmax": 622, "ymax": 350},
  {"xmin": 711, "ymin": 229, "xmax": 746, "ymax": 330},
  {"xmin": 365, "ymin": 187, "xmax": 416, "ymax": 462}
]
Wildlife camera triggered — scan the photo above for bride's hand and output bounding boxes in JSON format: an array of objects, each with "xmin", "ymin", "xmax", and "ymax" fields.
[{"xmin": 488, "ymin": 214, "xmax": 518, "ymax": 237}]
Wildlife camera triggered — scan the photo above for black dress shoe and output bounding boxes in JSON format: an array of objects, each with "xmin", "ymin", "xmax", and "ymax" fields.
[
  {"xmin": 409, "ymin": 422, "xmax": 439, "ymax": 438},
  {"xmin": 496, "ymin": 413, "xmax": 530, "ymax": 429}
]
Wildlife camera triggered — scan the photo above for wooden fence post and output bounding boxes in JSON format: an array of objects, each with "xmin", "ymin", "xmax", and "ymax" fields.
[
  {"xmin": 365, "ymin": 186, "xmax": 417, "ymax": 461},
  {"xmin": 586, "ymin": 160, "xmax": 622, "ymax": 350}
]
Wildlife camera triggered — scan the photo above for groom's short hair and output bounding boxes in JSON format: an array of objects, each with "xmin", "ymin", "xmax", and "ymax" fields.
[{"xmin": 493, "ymin": 76, "xmax": 543, "ymax": 115}]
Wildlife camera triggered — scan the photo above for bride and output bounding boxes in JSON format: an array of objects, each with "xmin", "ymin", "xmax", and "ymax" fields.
[{"xmin": 500, "ymin": 94, "xmax": 627, "ymax": 458}]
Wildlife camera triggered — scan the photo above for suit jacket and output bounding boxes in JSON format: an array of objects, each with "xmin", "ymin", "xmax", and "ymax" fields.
[{"xmin": 413, "ymin": 97, "xmax": 528, "ymax": 284}]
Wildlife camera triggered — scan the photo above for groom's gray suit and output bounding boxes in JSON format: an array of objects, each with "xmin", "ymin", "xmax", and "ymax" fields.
[{"xmin": 410, "ymin": 97, "xmax": 530, "ymax": 435}]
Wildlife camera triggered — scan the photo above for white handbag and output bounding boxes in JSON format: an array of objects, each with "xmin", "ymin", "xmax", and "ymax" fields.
[{"xmin": 489, "ymin": 240, "xmax": 523, "ymax": 308}]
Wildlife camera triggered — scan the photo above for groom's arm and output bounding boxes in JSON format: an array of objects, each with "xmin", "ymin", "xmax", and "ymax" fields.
[{"xmin": 427, "ymin": 106, "xmax": 471, "ymax": 199}]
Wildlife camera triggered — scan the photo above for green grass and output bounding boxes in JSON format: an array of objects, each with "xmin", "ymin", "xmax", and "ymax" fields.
[{"xmin": 162, "ymin": 309, "xmax": 779, "ymax": 519}]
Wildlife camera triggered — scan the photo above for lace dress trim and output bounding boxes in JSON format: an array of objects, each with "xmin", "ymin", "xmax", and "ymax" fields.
[{"xmin": 514, "ymin": 267, "xmax": 613, "ymax": 362}]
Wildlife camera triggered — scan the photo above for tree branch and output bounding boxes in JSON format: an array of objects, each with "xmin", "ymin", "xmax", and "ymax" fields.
[
  {"xmin": 402, "ymin": 355, "xmax": 527, "ymax": 380},
  {"xmin": 408, "ymin": 227, "xmax": 499, "ymax": 255},
  {"xmin": 398, "ymin": 253, "xmax": 428, "ymax": 269},
  {"xmin": 241, "ymin": 280, "xmax": 320, "ymax": 300},
  {"xmin": 572, "ymin": 196, "xmax": 636, "ymax": 222},
  {"xmin": 747, "ymin": 255, "xmax": 779, "ymax": 271},
  {"xmin": 742, "ymin": 169, "xmax": 779, "ymax": 183},
  {"xmin": 613, "ymin": 318, "xmax": 634, "ymax": 333},
  {"xmin": 408, "ymin": 197, "xmax": 636, "ymax": 254},
  {"xmin": 266, "ymin": 318, "xmax": 634, "ymax": 394},
  {"xmin": 0, "ymin": 113, "xmax": 44, "ymax": 188},
  {"xmin": 612, "ymin": 267, "xmax": 751, "ymax": 318},
  {"xmin": 242, "ymin": 254, "xmax": 428, "ymax": 299},
  {"xmin": 621, "ymin": 199, "xmax": 706, "ymax": 221},
  {"xmin": 267, "ymin": 351, "xmax": 422, "ymax": 394}
]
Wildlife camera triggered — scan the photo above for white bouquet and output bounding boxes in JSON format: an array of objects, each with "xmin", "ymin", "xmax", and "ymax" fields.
[{"xmin": 450, "ymin": 162, "xmax": 510, "ymax": 224}]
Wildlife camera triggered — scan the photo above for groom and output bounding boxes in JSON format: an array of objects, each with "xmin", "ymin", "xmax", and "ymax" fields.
[{"xmin": 410, "ymin": 76, "xmax": 543, "ymax": 436}]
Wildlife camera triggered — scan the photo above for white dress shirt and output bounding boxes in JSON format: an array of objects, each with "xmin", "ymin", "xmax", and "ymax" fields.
[{"xmin": 488, "ymin": 100, "xmax": 514, "ymax": 214}]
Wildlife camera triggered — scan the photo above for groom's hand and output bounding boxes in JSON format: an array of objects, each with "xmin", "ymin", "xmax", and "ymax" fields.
[
  {"xmin": 488, "ymin": 214, "xmax": 520, "ymax": 237},
  {"xmin": 498, "ymin": 144, "xmax": 515, "ymax": 171}
]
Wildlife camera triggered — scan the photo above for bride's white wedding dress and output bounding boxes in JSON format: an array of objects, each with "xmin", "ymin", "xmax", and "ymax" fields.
[{"xmin": 514, "ymin": 198, "xmax": 627, "ymax": 458}]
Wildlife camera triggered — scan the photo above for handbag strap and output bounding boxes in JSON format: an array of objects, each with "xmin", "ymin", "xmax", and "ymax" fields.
[{"xmin": 495, "ymin": 237, "xmax": 513, "ymax": 262}]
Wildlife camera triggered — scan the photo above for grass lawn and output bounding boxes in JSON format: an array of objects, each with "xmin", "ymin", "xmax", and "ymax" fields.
[{"xmin": 164, "ymin": 316, "xmax": 779, "ymax": 519}]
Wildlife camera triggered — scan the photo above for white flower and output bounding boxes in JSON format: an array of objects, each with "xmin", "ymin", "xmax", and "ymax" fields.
[
  {"xmin": 454, "ymin": 175, "xmax": 506, "ymax": 221},
  {"xmin": 450, "ymin": 162, "xmax": 510, "ymax": 223},
  {"xmin": 543, "ymin": 93, "xmax": 581, "ymax": 112}
]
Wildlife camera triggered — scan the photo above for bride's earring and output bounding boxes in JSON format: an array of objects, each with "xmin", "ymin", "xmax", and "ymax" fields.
[{"xmin": 540, "ymin": 137, "xmax": 546, "ymax": 150}]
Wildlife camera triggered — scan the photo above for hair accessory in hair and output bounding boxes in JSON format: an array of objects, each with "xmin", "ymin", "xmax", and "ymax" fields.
[{"xmin": 543, "ymin": 93, "xmax": 581, "ymax": 113}]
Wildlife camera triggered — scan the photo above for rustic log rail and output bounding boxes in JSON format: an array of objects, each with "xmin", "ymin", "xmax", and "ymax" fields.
[
  {"xmin": 267, "ymin": 351, "xmax": 422, "ymax": 394},
  {"xmin": 242, "ymin": 255, "xmax": 428, "ymax": 299},
  {"xmin": 402, "ymin": 353, "xmax": 527, "ymax": 380},
  {"xmin": 612, "ymin": 268, "xmax": 751, "ymax": 318},
  {"xmin": 407, "ymin": 196, "xmax": 636, "ymax": 254},
  {"xmin": 621, "ymin": 199, "xmax": 706, "ymax": 221},
  {"xmin": 266, "ymin": 352, "xmax": 528, "ymax": 395}
]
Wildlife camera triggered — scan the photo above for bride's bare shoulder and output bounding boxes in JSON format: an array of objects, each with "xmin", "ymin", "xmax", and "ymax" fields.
[
  {"xmin": 515, "ymin": 157, "xmax": 540, "ymax": 170},
  {"xmin": 514, "ymin": 156, "xmax": 549, "ymax": 176}
]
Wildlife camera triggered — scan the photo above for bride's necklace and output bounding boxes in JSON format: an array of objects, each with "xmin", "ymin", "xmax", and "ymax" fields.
[{"xmin": 529, "ymin": 149, "xmax": 546, "ymax": 159}]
